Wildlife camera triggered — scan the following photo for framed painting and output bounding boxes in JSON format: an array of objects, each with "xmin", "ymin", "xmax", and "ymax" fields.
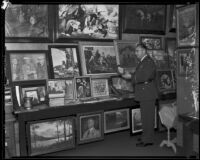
[
  {"xmin": 114, "ymin": 40, "xmax": 139, "ymax": 69},
  {"xmin": 168, "ymin": 5, "xmax": 176, "ymax": 32},
  {"xmin": 5, "ymin": 5, "xmax": 53, "ymax": 42},
  {"xmin": 26, "ymin": 116, "xmax": 75, "ymax": 156},
  {"xmin": 55, "ymin": 5, "xmax": 119, "ymax": 42},
  {"xmin": 75, "ymin": 76, "xmax": 92, "ymax": 99},
  {"xmin": 104, "ymin": 108, "xmax": 130, "ymax": 134},
  {"xmin": 48, "ymin": 45, "xmax": 80, "ymax": 78},
  {"xmin": 140, "ymin": 36, "xmax": 162, "ymax": 50},
  {"xmin": 77, "ymin": 111, "xmax": 104, "ymax": 144},
  {"xmin": 6, "ymin": 50, "xmax": 49, "ymax": 85},
  {"xmin": 177, "ymin": 4, "xmax": 198, "ymax": 47},
  {"xmin": 78, "ymin": 41, "xmax": 118, "ymax": 76},
  {"xmin": 157, "ymin": 69, "xmax": 175, "ymax": 93},
  {"xmin": 177, "ymin": 48, "xmax": 196, "ymax": 77},
  {"xmin": 122, "ymin": 5, "xmax": 166, "ymax": 35},
  {"xmin": 91, "ymin": 78, "xmax": 109, "ymax": 98}
]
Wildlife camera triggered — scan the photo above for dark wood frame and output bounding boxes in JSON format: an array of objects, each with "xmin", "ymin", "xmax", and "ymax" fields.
[
  {"xmin": 104, "ymin": 108, "xmax": 130, "ymax": 134},
  {"xmin": 91, "ymin": 78, "xmax": 109, "ymax": 98},
  {"xmin": 54, "ymin": 5, "xmax": 121, "ymax": 42},
  {"xmin": 5, "ymin": 5, "xmax": 54, "ymax": 43},
  {"xmin": 6, "ymin": 50, "xmax": 50, "ymax": 86},
  {"xmin": 140, "ymin": 36, "xmax": 162, "ymax": 50},
  {"xmin": 77, "ymin": 111, "xmax": 104, "ymax": 145},
  {"xmin": 48, "ymin": 44, "xmax": 81, "ymax": 79},
  {"xmin": 122, "ymin": 5, "xmax": 166, "ymax": 35},
  {"xmin": 25, "ymin": 116, "xmax": 75, "ymax": 156}
]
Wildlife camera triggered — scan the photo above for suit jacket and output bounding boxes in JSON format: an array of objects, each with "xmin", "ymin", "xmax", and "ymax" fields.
[{"xmin": 131, "ymin": 56, "xmax": 158, "ymax": 101}]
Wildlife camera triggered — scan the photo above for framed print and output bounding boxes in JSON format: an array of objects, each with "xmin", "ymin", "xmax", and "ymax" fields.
[
  {"xmin": 79, "ymin": 41, "xmax": 118, "ymax": 76},
  {"xmin": 140, "ymin": 37, "xmax": 162, "ymax": 50},
  {"xmin": 64, "ymin": 79, "xmax": 75, "ymax": 100},
  {"xmin": 91, "ymin": 78, "xmax": 109, "ymax": 97},
  {"xmin": 104, "ymin": 108, "xmax": 130, "ymax": 134},
  {"xmin": 131, "ymin": 108, "xmax": 142, "ymax": 134},
  {"xmin": 26, "ymin": 116, "xmax": 75, "ymax": 156},
  {"xmin": 6, "ymin": 51, "xmax": 49, "ymax": 84},
  {"xmin": 157, "ymin": 69, "xmax": 175, "ymax": 93},
  {"xmin": 77, "ymin": 111, "xmax": 104, "ymax": 144},
  {"xmin": 75, "ymin": 76, "xmax": 92, "ymax": 99},
  {"xmin": 168, "ymin": 5, "xmax": 176, "ymax": 32},
  {"xmin": 148, "ymin": 50, "xmax": 169, "ymax": 69},
  {"xmin": 56, "ymin": 5, "xmax": 119, "ymax": 42},
  {"xmin": 114, "ymin": 40, "xmax": 139, "ymax": 69},
  {"xmin": 5, "ymin": 5, "xmax": 53, "ymax": 42},
  {"xmin": 48, "ymin": 45, "xmax": 80, "ymax": 78},
  {"xmin": 122, "ymin": 5, "xmax": 166, "ymax": 35},
  {"xmin": 177, "ymin": 48, "xmax": 195, "ymax": 77},
  {"xmin": 47, "ymin": 79, "xmax": 66, "ymax": 98},
  {"xmin": 177, "ymin": 4, "xmax": 198, "ymax": 47}
]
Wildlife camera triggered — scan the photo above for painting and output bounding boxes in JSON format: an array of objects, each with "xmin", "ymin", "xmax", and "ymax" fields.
[
  {"xmin": 5, "ymin": 5, "xmax": 52, "ymax": 42},
  {"xmin": 91, "ymin": 78, "xmax": 109, "ymax": 97},
  {"xmin": 56, "ymin": 5, "xmax": 119, "ymax": 41},
  {"xmin": 64, "ymin": 79, "xmax": 75, "ymax": 100},
  {"xmin": 114, "ymin": 40, "xmax": 139, "ymax": 69},
  {"xmin": 165, "ymin": 38, "xmax": 176, "ymax": 69},
  {"xmin": 77, "ymin": 111, "xmax": 104, "ymax": 144},
  {"xmin": 75, "ymin": 77, "xmax": 92, "ymax": 99},
  {"xmin": 177, "ymin": 48, "xmax": 195, "ymax": 77},
  {"xmin": 157, "ymin": 69, "xmax": 175, "ymax": 93},
  {"xmin": 47, "ymin": 79, "xmax": 66, "ymax": 98},
  {"xmin": 140, "ymin": 37, "xmax": 162, "ymax": 50},
  {"xmin": 148, "ymin": 50, "xmax": 169, "ymax": 69},
  {"xmin": 177, "ymin": 4, "xmax": 197, "ymax": 47},
  {"xmin": 26, "ymin": 117, "xmax": 75, "ymax": 156},
  {"xmin": 48, "ymin": 45, "xmax": 80, "ymax": 78},
  {"xmin": 7, "ymin": 51, "xmax": 48, "ymax": 83},
  {"xmin": 131, "ymin": 108, "xmax": 142, "ymax": 134},
  {"xmin": 122, "ymin": 5, "xmax": 166, "ymax": 34},
  {"xmin": 104, "ymin": 108, "xmax": 130, "ymax": 133},
  {"xmin": 168, "ymin": 5, "xmax": 176, "ymax": 32},
  {"xmin": 79, "ymin": 41, "xmax": 118, "ymax": 76}
]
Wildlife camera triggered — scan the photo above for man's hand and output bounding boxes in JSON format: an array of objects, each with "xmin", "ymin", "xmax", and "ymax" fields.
[{"xmin": 118, "ymin": 66, "xmax": 124, "ymax": 74}]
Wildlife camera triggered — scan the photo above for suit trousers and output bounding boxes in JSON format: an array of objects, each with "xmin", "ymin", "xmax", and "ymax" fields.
[{"xmin": 140, "ymin": 100, "xmax": 156, "ymax": 143}]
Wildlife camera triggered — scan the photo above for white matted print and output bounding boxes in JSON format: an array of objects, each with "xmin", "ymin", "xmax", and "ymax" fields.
[{"xmin": 91, "ymin": 78, "xmax": 109, "ymax": 97}]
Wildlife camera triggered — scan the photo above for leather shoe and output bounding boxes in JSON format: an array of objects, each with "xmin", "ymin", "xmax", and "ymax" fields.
[{"xmin": 136, "ymin": 141, "xmax": 154, "ymax": 147}]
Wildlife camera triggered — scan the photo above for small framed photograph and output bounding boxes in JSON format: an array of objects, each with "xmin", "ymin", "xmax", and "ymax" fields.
[
  {"xmin": 140, "ymin": 36, "xmax": 162, "ymax": 50},
  {"xmin": 48, "ymin": 45, "xmax": 80, "ymax": 78},
  {"xmin": 47, "ymin": 79, "xmax": 66, "ymax": 98},
  {"xmin": 177, "ymin": 48, "xmax": 196, "ymax": 77},
  {"xmin": 77, "ymin": 111, "xmax": 104, "ymax": 144},
  {"xmin": 177, "ymin": 4, "xmax": 198, "ymax": 47},
  {"xmin": 6, "ymin": 50, "xmax": 49, "ymax": 84},
  {"xmin": 24, "ymin": 90, "xmax": 40, "ymax": 106},
  {"xmin": 91, "ymin": 78, "xmax": 109, "ymax": 98},
  {"xmin": 26, "ymin": 116, "xmax": 75, "ymax": 156},
  {"xmin": 104, "ymin": 108, "xmax": 130, "ymax": 134},
  {"xmin": 56, "ymin": 5, "xmax": 119, "ymax": 41},
  {"xmin": 78, "ymin": 41, "xmax": 118, "ymax": 76},
  {"xmin": 157, "ymin": 69, "xmax": 175, "ymax": 93},
  {"xmin": 75, "ymin": 76, "xmax": 92, "ymax": 99},
  {"xmin": 114, "ymin": 40, "xmax": 139, "ymax": 69}
]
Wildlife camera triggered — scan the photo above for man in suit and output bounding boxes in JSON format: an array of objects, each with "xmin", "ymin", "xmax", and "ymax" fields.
[{"xmin": 118, "ymin": 43, "xmax": 158, "ymax": 147}]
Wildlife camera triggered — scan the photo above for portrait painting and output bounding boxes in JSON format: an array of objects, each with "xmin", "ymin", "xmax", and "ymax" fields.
[
  {"xmin": 26, "ymin": 117, "xmax": 75, "ymax": 156},
  {"xmin": 77, "ymin": 111, "xmax": 104, "ymax": 144},
  {"xmin": 8, "ymin": 51, "xmax": 48, "ymax": 83},
  {"xmin": 165, "ymin": 38, "xmax": 176, "ymax": 69},
  {"xmin": 5, "ymin": 5, "xmax": 49, "ymax": 41},
  {"xmin": 104, "ymin": 108, "xmax": 130, "ymax": 133},
  {"xmin": 177, "ymin": 48, "xmax": 195, "ymax": 77},
  {"xmin": 122, "ymin": 5, "xmax": 166, "ymax": 34},
  {"xmin": 157, "ymin": 70, "xmax": 175, "ymax": 93},
  {"xmin": 91, "ymin": 78, "xmax": 109, "ymax": 97},
  {"xmin": 131, "ymin": 108, "xmax": 142, "ymax": 134},
  {"xmin": 177, "ymin": 4, "xmax": 197, "ymax": 47},
  {"xmin": 49, "ymin": 45, "xmax": 80, "ymax": 78},
  {"xmin": 47, "ymin": 79, "xmax": 66, "ymax": 98},
  {"xmin": 140, "ymin": 37, "xmax": 162, "ymax": 50},
  {"xmin": 79, "ymin": 42, "xmax": 118, "ymax": 76},
  {"xmin": 75, "ymin": 77, "xmax": 92, "ymax": 99},
  {"xmin": 57, "ymin": 5, "xmax": 119, "ymax": 40},
  {"xmin": 114, "ymin": 40, "xmax": 139, "ymax": 69}
]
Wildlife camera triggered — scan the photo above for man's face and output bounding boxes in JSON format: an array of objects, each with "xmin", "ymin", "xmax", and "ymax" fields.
[
  {"xmin": 135, "ymin": 46, "xmax": 145, "ymax": 60},
  {"xmin": 88, "ymin": 119, "xmax": 94, "ymax": 128}
]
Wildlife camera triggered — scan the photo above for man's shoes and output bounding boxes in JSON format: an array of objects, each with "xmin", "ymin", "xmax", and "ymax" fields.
[{"xmin": 136, "ymin": 141, "xmax": 154, "ymax": 147}]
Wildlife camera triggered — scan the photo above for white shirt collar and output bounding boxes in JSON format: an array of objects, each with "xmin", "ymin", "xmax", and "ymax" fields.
[{"xmin": 140, "ymin": 55, "xmax": 147, "ymax": 62}]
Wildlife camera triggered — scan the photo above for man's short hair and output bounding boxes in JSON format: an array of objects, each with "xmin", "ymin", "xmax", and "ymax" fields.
[{"xmin": 136, "ymin": 43, "xmax": 148, "ymax": 50}]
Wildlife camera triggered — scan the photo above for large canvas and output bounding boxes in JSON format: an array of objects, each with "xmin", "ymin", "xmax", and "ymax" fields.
[
  {"xmin": 122, "ymin": 5, "xmax": 166, "ymax": 34},
  {"xmin": 91, "ymin": 78, "xmax": 109, "ymax": 97},
  {"xmin": 27, "ymin": 117, "xmax": 75, "ymax": 156},
  {"xmin": 79, "ymin": 41, "xmax": 118, "ymax": 76},
  {"xmin": 57, "ymin": 5, "xmax": 119, "ymax": 40}
]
